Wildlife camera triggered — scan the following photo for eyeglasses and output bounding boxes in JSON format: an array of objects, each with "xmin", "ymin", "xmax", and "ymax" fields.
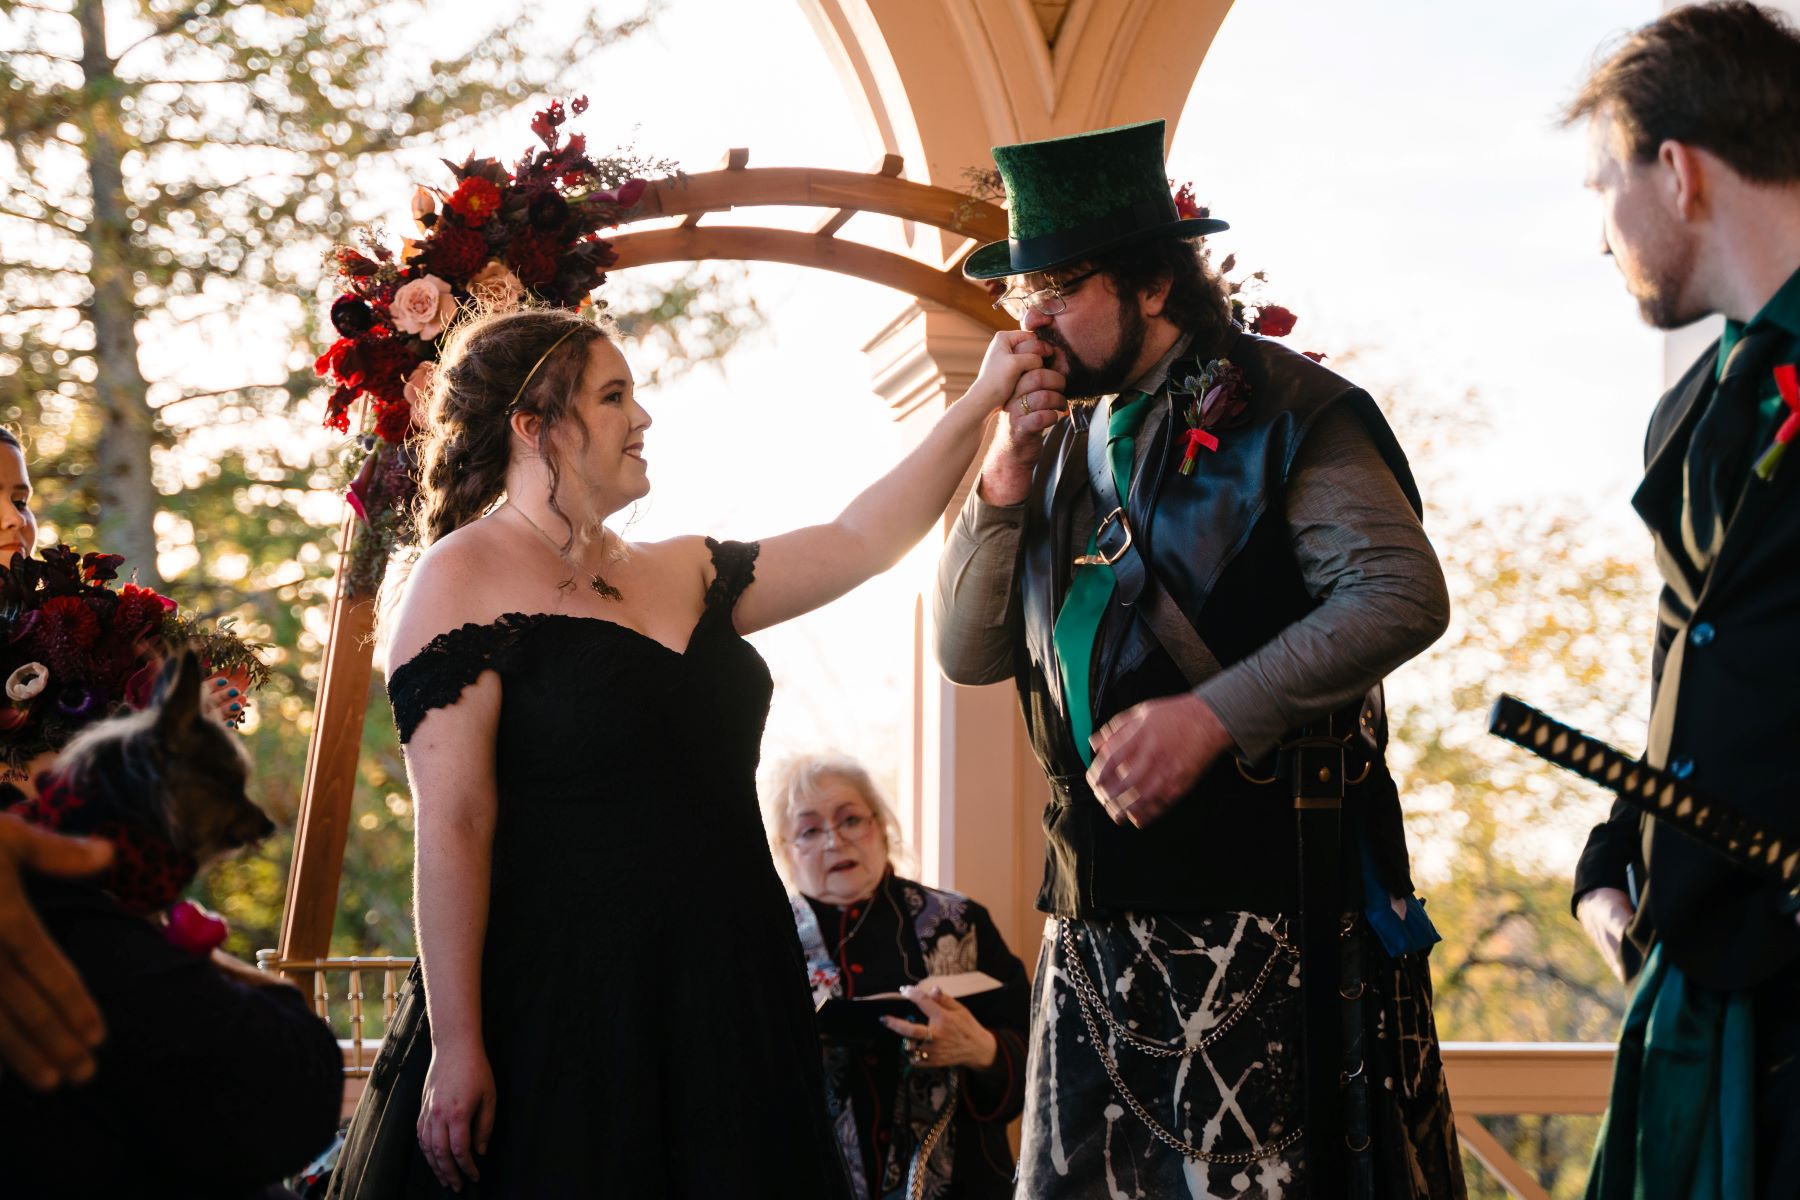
[
  {"xmin": 790, "ymin": 813, "xmax": 877, "ymax": 852},
  {"xmin": 992, "ymin": 268, "xmax": 1100, "ymax": 321}
]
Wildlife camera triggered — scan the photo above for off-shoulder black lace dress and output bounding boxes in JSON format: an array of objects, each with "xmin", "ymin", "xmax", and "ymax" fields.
[{"xmin": 330, "ymin": 541, "xmax": 850, "ymax": 1199}]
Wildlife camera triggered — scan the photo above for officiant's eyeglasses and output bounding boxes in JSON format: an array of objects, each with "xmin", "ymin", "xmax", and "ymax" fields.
[
  {"xmin": 992, "ymin": 268, "xmax": 1100, "ymax": 321},
  {"xmin": 791, "ymin": 813, "xmax": 877, "ymax": 851}
]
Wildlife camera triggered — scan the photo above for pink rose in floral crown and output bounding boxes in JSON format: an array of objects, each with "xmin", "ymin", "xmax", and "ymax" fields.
[
  {"xmin": 468, "ymin": 260, "xmax": 524, "ymax": 311},
  {"xmin": 390, "ymin": 274, "xmax": 457, "ymax": 340}
]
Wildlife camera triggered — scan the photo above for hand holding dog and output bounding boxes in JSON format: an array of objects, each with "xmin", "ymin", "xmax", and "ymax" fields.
[
  {"xmin": 0, "ymin": 813, "xmax": 109, "ymax": 1090},
  {"xmin": 1087, "ymin": 694, "xmax": 1235, "ymax": 827}
]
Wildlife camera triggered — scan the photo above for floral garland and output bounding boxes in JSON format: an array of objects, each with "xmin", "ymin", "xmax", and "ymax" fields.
[
  {"xmin": 0, "ymin": 547, "xmax": 271, "ymax": 774},
  {"xmin": 315, "ymin": 97, "xmax": 666, "ymax": 596}
]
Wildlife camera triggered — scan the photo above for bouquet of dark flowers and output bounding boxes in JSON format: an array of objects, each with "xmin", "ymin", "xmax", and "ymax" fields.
[
  {"xmin": 0, "ymin": 547, "xmax": 270, "ymax": 775},
  {"xmin": 316, "ymin": 96, "xmax": 667, "ymax": 598}
]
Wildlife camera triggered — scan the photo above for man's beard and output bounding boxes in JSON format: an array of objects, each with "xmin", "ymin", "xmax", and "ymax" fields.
[
  {"xmin": 1043, "ymin": 295, "xmax": 1148, "ymax": 399},
  {"xmin": 1626, "ymin": 228, "xmax": 1702, "ymax": 330}
]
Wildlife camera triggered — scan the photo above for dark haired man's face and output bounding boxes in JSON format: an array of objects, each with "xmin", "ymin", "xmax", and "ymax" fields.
[
  {"xmin": 1585, "ymin": 111, "xmax": 1703, "ymax": 329},
  {"xmin": 1018, "ymin": 268, "xmax": 1149, "ymax": 399}
]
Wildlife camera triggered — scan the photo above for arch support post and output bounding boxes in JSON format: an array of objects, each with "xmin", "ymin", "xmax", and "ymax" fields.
[{"xmin": 862, "ymin": 301, "xmax": 1049, "ymax": 958}]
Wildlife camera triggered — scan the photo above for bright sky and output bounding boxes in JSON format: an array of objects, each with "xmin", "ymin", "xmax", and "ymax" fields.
[{"xmin": 175, "ymin": 0, "xmax": 1683, "ymax": 816}]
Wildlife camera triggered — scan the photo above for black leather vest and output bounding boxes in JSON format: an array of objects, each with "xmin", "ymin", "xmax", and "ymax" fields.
[{"xmin": 1013, "ymin": 329, "xmax": 1425, "ymax": 918}]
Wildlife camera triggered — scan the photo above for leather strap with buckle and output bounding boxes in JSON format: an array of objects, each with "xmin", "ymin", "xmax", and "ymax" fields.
[{"xmin": 1072, "ymin": 506, "xmax": 1132, "ymax": 567}]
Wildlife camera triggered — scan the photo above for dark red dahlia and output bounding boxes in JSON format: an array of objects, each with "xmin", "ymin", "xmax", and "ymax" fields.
[
  {"xmin": 373, "ymin": 400, "xmax": 413, "ymax": 444},
  {"xmin": 35, "ymin": 595, "xmax": 101, "ymax": 676},
  {"xmin": 355, "ymin": 335, "xmax": 423, "ymax": 406},
  {"xmin": 507, "ymin": 228, "xmax": 562, "ymax": 287},
  {"xmin": 423, "ymin": 224, "xmax": 490, "ymax": 282},
  {"xmin": 113, "ymin": 583, "xmax": 175, "ymax": 641}
]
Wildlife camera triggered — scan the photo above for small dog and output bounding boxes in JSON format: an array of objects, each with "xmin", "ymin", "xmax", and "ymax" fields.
[{"xmin": 21, "ymin": 649, "xmax": 273, "ymax": 915}]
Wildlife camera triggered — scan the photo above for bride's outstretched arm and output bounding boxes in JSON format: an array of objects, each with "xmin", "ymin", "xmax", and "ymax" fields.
[{"xmin": 733, "ymin": 329, "xmax": 1060, "ymax": 633}]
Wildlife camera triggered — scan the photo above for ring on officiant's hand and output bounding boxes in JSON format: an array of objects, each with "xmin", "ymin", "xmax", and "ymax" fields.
[{"xmin": 1020, "ymin": 396, "xmax": 1033, "ymax": 414}]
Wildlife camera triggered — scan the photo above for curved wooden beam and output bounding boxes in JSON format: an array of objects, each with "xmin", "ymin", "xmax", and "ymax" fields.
[
  {"xmin": 624, "ymin": 167, "xmax": 1008, "ymax": 244},
  {"xmin": 610, "ymin": 226, "xmax": 1011, "ymax": 332}
]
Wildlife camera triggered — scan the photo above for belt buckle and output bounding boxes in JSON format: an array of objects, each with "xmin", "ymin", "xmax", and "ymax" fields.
[{"xmin": 1073, "ymin": 507, "xmax": 1132, "ymax": 567}]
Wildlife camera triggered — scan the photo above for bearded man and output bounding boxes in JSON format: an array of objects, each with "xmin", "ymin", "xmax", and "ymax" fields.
[
  {"xmin": 932, "ymin": 121, "xmax": 1465, "ymax": 1199},
  {"xmin": 1565, "ymin": 5, "xmax": 1800, "ymax": 1197}
]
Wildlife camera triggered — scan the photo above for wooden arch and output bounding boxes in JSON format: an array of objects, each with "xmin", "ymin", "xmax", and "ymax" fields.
[{"xmin": 274, "ymin": 155, "xmax": 1009, "ymax": 966}]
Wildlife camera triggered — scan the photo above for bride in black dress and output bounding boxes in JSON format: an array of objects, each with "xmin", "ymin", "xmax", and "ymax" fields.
[{"xmin": 328, "ymin": 306, "xmax": 1053, "ymax": 1198}]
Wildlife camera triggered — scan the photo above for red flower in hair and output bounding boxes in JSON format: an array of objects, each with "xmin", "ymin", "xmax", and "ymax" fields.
[{"xmin": 446, "ymin": 177, "xmax": 504, "ymax": 227}]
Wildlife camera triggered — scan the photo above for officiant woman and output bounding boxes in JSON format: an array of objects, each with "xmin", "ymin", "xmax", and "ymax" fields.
[{"xmin": 765, "ymin": 754, "xmax": 1029, "ymax": 1200}]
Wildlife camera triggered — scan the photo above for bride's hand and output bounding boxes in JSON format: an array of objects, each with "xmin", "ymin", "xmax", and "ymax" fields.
[
  {"xmin": 964, "ymin": 331, "xmax": 1053, "ymax": 414},
  {"xmin": 418, "ymin": 1040, "xmax": 496, "ymax": 1192}
]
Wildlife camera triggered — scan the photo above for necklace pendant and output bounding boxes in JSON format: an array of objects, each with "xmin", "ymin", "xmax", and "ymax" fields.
[{"xmin": 589, "ymin": 575, "xmax": 624, "ymax": 602}]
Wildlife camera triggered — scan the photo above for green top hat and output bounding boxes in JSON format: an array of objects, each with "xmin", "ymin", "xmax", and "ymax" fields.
[{"xmin": 963, "ymin": 120, "xmax": 1227, "ymax": 281}]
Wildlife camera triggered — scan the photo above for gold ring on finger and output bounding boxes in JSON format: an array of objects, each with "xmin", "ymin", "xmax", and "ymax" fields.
[{"xmin": 1021, "ymin": 395, "xmax": 1033, "ymax": 414}]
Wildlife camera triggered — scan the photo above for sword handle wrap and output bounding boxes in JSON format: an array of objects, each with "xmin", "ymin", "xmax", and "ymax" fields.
[{"xmin": 1489, "ymin": 694, "xmax": 1800, "ymax": 899}]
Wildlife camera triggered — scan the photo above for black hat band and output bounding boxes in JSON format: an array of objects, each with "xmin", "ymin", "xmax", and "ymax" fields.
[{"xmin": 1005, "ymin": 197, "xmax": 1180, "ymax": 273}]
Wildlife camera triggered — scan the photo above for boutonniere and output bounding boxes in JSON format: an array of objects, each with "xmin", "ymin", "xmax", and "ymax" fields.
[
  {"xmin": 1752, "ymin": 364, "xmax": 1800, "ymax": 482},
  {"xmin": 1169, "ymin": 357, "xmax": 1250, "ymax": 475}
]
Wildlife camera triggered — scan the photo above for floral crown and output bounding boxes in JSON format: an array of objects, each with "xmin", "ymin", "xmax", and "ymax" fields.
[{"xmin": 314, "ymin": 97, "xmax": 665, "ymax": 596}]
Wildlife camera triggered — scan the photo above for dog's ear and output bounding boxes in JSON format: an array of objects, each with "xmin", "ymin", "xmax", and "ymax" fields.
[{"xmin": 154, "ymin": 649, "xmax": 205, "ymax": 745}]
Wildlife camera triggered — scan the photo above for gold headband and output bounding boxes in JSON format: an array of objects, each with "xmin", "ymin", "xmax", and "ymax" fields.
[{"xmin": 507, "ymin": 325, "xmax": 585, "ymax": 413}]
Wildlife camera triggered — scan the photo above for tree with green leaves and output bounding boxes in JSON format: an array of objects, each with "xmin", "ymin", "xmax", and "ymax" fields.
[
  {"xmin": 1, "ymin": 0, "xmax": 659, "ymax": 578},
  {"xmin": 1, "ymin": 0, "xmax": 759, "ymax": 958}
]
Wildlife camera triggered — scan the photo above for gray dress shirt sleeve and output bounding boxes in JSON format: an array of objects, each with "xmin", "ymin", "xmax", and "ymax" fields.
[
  {"xmin": 930, "ymin": 406, "xmax": 1452, "ymax": 757},
  {"xmin": 1195, "ymin": 405, "xmax": 1450, "ymax": 758},
  {"xmin": 933, "ymin": 488, "xmax": 1025, "ymax": 687}
]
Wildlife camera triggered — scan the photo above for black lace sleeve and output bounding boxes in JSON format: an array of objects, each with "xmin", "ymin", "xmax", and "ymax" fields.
[
  {"xmin": 702, "ymin": 537, "xmax": 761, "ymax": 613},
  {"xmin": 386, "ymin": 615, "xmax": 532, "ymax": 744}
]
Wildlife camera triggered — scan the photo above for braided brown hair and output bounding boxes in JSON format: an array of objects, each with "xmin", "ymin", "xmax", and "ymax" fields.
[{"xmin": 414, "ymin": 307, "xmax": 611, "ymax": 548}]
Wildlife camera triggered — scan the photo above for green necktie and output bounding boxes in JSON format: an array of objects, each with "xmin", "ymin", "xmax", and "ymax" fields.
[{"xmin": 1053, "ymin": 392, "xmax": 1152, "ymax": 766}]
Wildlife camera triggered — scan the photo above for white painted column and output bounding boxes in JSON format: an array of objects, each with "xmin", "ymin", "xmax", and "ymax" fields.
[{"xmin": 863, "ymin": 301, "xmax": 1052, "ymax": 962}]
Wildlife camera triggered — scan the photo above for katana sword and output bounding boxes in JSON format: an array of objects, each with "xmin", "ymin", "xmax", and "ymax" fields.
[{"xmin": 1488, "ymin": 694, "xmax": 1800, "ymax": 903}]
